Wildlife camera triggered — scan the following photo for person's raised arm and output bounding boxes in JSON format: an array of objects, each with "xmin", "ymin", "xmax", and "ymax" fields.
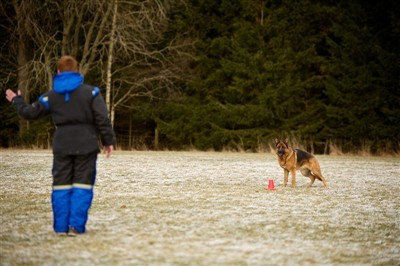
[{"xmin": 5, "ymin": 89, "xmax": 49, "ymax": 120}]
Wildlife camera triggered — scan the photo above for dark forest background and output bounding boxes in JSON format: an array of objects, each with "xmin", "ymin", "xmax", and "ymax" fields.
[{"xmin": 1, "ymin": 0, "xmax": 399, "ymax": 154}]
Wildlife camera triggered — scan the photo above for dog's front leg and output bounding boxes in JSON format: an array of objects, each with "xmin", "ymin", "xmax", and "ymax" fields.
[
  {"xmin": 290, "ymin": 170, "xmax": 296, "ymax": 188},
  {"xmin": 283, "ymin": 169, "xmax": 289, "ymax": 187}
]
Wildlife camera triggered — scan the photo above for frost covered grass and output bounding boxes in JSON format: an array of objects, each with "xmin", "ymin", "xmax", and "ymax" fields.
[{"xmin": 1, "ymin": 150, "xmax": 399, "ymax": 265}]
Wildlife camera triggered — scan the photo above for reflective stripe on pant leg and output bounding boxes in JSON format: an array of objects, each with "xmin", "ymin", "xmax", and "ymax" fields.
[{"xmin": 52, "ymin": 186, "xmax": 72, "ymax": 233}]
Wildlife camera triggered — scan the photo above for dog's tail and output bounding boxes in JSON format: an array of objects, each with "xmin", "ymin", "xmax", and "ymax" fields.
[
  {"xmin": 311, "ymin": 159, "xmax": 324, "ymax": 180},
  {"xmin": 312, "ymin": 159, "xmax": 328, "ymax": 186}
]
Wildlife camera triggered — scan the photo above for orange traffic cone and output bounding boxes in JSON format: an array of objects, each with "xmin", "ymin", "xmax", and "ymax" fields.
[{"xmin": 268, "ymin": 179, "xmax": 276, "ymax": 190}]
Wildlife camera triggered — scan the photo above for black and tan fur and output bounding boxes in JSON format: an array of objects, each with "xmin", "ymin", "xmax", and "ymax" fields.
[{"xmin": 275, "ymin": 138, "xmax": 328, "ymax": 188}]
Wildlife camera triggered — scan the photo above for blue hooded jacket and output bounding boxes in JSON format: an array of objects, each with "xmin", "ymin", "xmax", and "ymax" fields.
[{"xmin": 53, "ymin": 72, "xmax": 84, "ymax": 102}]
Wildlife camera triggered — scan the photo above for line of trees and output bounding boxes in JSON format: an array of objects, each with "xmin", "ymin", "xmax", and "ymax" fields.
[{"xmin": 1, "ymin": 0, "xmax": 399, "ymax": 154}]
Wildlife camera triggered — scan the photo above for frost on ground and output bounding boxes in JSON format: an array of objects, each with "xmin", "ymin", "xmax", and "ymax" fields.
[{"xmin": 1, "ymin": 150, "xmax": 399, "ymax": 266}]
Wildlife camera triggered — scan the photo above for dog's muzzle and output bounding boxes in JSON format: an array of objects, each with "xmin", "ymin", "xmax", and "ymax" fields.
[{"xmin": 277, "ymin": 149, "xmax": 285, "ymax": 157}]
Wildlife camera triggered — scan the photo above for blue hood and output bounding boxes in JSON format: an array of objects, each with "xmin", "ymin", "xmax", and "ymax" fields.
[{"xmin": 53, "ymin": 72, "xmax": 84, "ymax": 102}]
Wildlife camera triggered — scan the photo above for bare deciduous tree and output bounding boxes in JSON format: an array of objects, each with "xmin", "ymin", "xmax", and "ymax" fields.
[
  {"xmin": 106, "ymin": 0, "xmax": 191, "ymax": 125},
  {"xmin": 10, "ymin": 0, "xmax": 35, "ymax": 134},
  {"xmin": 106, "ymin": 0, "xmax": 118, "ymax": 114},
  {"xmin": 4, "ymin": 0, "xmax": 192, "ymax": 134}
]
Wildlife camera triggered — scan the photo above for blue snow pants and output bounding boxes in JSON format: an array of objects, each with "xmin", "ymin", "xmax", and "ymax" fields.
[{"xmin": 51, "ymin": 152, "xmax": 97, "ymax": 234}]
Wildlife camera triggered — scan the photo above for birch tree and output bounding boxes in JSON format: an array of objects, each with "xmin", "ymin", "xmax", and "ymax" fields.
[
  {"xmin": 106, "ymin": 0, "xmax": 118, "ymax": 114},
  {"xmin": 104, "ymin": 0, "xmax": 191, "ymax": 125}
]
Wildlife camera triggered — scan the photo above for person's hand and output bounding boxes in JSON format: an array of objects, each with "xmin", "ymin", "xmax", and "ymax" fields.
[
  {"xmin": 103, "ymin": 145, "xmax": 114, "ymax": 158},
  {"xmin": 5, "ymin": 89, "xmax": 20, "ymax": 102}
]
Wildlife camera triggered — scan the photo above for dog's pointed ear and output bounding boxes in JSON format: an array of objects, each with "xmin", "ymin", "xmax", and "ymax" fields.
[
  {"xmin": 284, "ymin": 138, "xmax": 289, "ymax": 144},
  {"xmin": 274, "ymin": 138, "xmax": 279, "ymax": 145}
]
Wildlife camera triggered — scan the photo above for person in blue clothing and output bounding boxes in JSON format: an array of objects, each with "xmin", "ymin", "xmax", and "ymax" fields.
[{"xmin": 5, "ymin": 55, "xmax": 116, "ymax": 236}]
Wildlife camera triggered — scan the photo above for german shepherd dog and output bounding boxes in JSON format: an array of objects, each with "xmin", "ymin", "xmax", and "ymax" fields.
[{"xmin": 275, "ymin": 139, "xmax": 328, "ymax": 188}]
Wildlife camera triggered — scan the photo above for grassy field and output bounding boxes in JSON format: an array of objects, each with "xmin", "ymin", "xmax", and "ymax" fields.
[{"xmin": 1, "ymin": 150, "xmax": 399, "ymax": 265}]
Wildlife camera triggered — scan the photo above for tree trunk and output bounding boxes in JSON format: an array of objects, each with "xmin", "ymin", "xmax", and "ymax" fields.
[
  {"xmin": 154, "ymin": 127, "xmax": 159, "ymax": 150},
  {"xmin": 111, "ymin": 105, "xmax": 115, "ymax": 132},
  {"xmin": 13, "ymin": 0, "xmax": 33, "ymax": 135},
  {"xmin": 17, "ymin": 39, "xmax": 30, "ymax": 135},
  {"xmin": 129, "ymin": 114, "xmax": 132, "ymax": 149},
  {"xmin": 106, "ymin": 0, "xmax": 118, "ymax": 118}
]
